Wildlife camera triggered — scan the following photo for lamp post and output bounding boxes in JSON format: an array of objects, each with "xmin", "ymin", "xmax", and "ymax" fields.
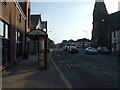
[{"xmin": 83, "ymin": 30, "xmax": 88, "ymax": 38}]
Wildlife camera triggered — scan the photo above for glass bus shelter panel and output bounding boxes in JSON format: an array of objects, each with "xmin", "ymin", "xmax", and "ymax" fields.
[{"xmin": 38, "ymin": 39, "xmax": 45, "ymax": 68}]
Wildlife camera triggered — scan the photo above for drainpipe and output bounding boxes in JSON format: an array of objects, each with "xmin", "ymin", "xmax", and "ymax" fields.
[{"xmin": 23, "ymin": 19, "xmax": 28, "ymax": 59}]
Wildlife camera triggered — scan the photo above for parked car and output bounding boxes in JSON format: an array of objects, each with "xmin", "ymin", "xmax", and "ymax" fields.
[
  {"xmin": 63, "ymin": 46, "xmax": 68, "ymax": 51},
  {"xmin": 69, "ymin": 46, "xmax": 78, "ymax": 54},
  {"xmin": 85, "ymin": 47, "xmax": 98, "ymax": 54},
  {"xmin": 97, "ymin": 47, "xmax": 110, "ymax": 54},
  {"xmin": 67, "ymin": 46, "xmax": 71, "ymax": 52}
]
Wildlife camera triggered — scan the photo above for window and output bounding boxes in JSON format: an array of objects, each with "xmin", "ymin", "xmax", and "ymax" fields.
[
  {"xmin": 5, "ymin": 24, "xmax": 8, "ymax": 39},
  {"xmin": 19, "ymin": 14, "xmax": 21, "ymax": 23},
  {"xmin": 0, "ymin": 20, "xmax": 3, "ymax": 36},
  {"xmin": 0, "ymin": 21, "xmax": 8, "ymax": 39}
]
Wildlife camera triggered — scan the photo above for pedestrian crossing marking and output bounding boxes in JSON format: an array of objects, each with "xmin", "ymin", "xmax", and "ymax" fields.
[{"xmin": 64, "ymin": 63, "xmax": 81, "ymax": 68}]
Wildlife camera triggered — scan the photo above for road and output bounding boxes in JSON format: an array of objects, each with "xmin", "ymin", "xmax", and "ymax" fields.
[{"xmin": 51, "ymin": 48, "xmax": 119, "ymax": 88}]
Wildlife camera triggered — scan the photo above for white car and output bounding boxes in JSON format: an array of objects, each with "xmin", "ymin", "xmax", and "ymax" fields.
[
  {"xmin": 85, "ymin": 47, "xmax": 98, "ymax": 54},
  {"xmin": 97, "ymin": 47, "xmax": 110, "ymax": 54}
]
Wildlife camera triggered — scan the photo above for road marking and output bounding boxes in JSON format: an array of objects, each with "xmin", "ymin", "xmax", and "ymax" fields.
[
  {"xmin": 58, "ymin": 61, "xmax": 74, "ymax": 63},
  {"xmin": 49, "ymin": 53, "xmax": 73, "ymax": 88},
  {"xmin": 66, "ymin": 64, "xmax": 71, "ymax": 67},
  {"xmin": 103, "ymin": 71, "xmax": 111, "ymax": 75},
  {"xmin": 91, "ymin": 66, "xmax": 97, "ymax": 69},
  {"xmin": 74, "ymin": 63, "xmax": 81, "ymax": 67},
  {"xmin": 82, "ymin": 63, "xmax": 87, "ymax": 65},
  {"xmin": 65, "ymin": 65, "xmax": 67, "ymax": 68},
  {"xmin": 70, "ymin": 64, "xmax": 74, "ymax": 66}
]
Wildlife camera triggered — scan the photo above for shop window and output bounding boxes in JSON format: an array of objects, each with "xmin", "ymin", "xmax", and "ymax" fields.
[{"xmin": 0, "ymin": 21, "xmax": 9, "ymax": 66}]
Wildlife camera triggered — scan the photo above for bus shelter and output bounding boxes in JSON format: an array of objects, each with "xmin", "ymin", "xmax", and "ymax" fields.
[{"xmin": 27, "ymin": 30, "xmax": 48, "ymax": 69}]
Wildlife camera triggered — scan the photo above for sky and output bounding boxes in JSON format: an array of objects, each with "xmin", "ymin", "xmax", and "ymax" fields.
[{"xmin": 31, "ymin": 0, "xmax": 119, "ymax": 44}]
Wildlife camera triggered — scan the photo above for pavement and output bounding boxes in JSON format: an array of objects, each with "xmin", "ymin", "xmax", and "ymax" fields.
[{"xmin": 2, "ymin": 52, "xmax": 67, "ymax": 88}]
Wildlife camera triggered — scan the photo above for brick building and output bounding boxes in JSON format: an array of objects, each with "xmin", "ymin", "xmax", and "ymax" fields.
[{"xmin": 0, "ymin": 0, "xmax": 30, "ymax": 67}]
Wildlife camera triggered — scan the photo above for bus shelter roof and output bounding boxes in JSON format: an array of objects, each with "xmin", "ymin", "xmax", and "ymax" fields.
[{"xmin": 27, "ymin": 29, "xmax": 48, "ymax": 40}]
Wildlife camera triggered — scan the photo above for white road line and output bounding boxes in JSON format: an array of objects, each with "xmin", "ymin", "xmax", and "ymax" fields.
[
  {"xmin": 65, "ymin": 65, "xmax": 67, "ymax": 68},
  {"xmin": 66, "ymin": 64, "xmax": 71, "ymax": 67},
  {"xmin": 91, "ymin": 66, "xmax": 97, "ymax": 69},
  {"xmin": 83, "ymin": 63, "xmax": 87, "ymax": 65},
  {"xmin": 49, "ymin": 53, "xmax": 73, "ymax": 88},
  {"xmin": 103, "ymin": 71, "xmax": 111, "ymax": 75},
  {"xmin": 70, "ymin": 64, "xmax": 74, "ymax": 67},
  {"xmin": 74, "ymin": 63, "xmax": 81, "ymax": 67}
]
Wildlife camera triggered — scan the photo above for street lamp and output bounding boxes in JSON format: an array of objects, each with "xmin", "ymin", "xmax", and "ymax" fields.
[
  {"xmin": 102, "ymin": 19, "xmax": 104, "ymax": 22},
  {"xmin": 83, "ymin": 30, "xmax": 88, "ymax": 38}
]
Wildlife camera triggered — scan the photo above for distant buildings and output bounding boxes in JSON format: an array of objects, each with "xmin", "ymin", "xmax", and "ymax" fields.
[
  {"xmin": 59, "ymin": 38, "xmax": 91, "ymax": 48},
  {"xmin": 76, "ymin": 38, "xmax": 91, "ymax": 48},
  {"xmin": 92, "ymin": 0, "xmax": 120, "ymax": 53}
]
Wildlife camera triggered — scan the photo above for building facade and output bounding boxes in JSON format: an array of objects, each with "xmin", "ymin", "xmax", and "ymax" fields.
[
  {"xmin": 19, "ymin": 1, "xmax": 31, "ymax": 58},
  {"xmin": 92, "ymin": 0, "xmax": 109, "ymax": 48},
  {"xmin": 0, "ymin": 0, "xmax": 30, "ymax": 67},
  {"xmin": 108, "ymin": 11, "xmax": 120, "ymax": 52},
  {"xmin": 76, "ymin": 38, "xmax": 91, "ymax": 48},
  {"xmin": 92, "ymin": 0, "xmax": 120, "ymax": 52}
]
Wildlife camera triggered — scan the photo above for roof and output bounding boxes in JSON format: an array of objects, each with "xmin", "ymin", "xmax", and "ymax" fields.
[
  {"xmin": 27, "ymin": 29, "xmax": 48, "ymax": 40},
  {"xmin": 31, "ymin": 14, "xmax": 42, "ymax": 30},
  {"xmin": 28, "ymin": 30, "xmax": 47, "ymax": 35},
  {"xmin": 108, "ymin": 11, "xmax": 120, "ymax": 31},
  {"xmin": 93, "ymin": 0, "xmax": 108, "ymax": 15},
  {"xmin": 77, "ymin": 38, "xmax": 91, "ymax": 42}
]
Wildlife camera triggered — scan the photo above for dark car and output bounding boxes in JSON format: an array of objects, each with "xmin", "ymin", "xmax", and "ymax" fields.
[
  {"xmin": 97, "ymin": 47, "xmax": 111, "ymax": 54},
  {"xmin": 85, "ymin": 47, "xmax": 98, "ymax": 54}
]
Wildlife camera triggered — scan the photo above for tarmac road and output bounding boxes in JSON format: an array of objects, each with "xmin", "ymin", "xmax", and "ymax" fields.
[{"xmin": 51, "ymin": 48, "xmax": 119, "ymax": 88}]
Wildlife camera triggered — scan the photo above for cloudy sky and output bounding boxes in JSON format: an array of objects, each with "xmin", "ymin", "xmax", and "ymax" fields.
[{"xmin": 31, "ymin": 0, "xmax": 120, "ymax": 44}]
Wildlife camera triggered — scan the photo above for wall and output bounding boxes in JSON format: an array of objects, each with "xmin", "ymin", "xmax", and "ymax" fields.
[{"xmin": 111, "ymin": 30, "xmax": 120, "ymax": 52}]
